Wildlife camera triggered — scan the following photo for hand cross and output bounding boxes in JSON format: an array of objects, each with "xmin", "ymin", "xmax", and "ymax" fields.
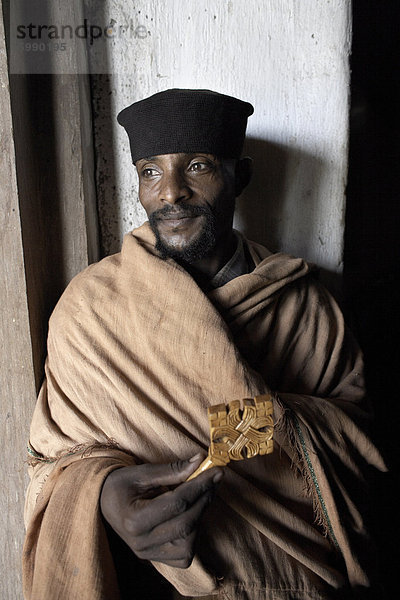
[{"xmin": 187, "ymin": 394, "xmax": 274, "ymax": 481}]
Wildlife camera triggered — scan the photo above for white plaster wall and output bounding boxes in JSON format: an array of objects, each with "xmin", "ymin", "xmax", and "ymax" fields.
[{"xmin": 90, "ymin": 0, "xmax": 351, "ymax": 286}]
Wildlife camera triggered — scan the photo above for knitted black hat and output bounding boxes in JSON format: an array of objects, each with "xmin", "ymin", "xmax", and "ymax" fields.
[{"xmin": 117, "ymin": 88, "xmax": 254, "ymax": 163}]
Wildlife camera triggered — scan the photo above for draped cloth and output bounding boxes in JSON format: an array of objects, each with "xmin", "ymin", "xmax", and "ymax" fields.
[{"xmin": 22, "ymin": 223, "xmax": 385, "ymax": 600}]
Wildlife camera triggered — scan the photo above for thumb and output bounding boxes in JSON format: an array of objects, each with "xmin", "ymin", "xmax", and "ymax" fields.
[{"xmin": 134, "ymin": 453, "xmax": 206, "ymax": 490}]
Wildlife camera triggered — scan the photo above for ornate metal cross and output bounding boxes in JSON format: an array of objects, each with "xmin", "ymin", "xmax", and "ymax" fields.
[{"xmin": 187, "ymin": 394, "xmax": 274, "ymax": 481}]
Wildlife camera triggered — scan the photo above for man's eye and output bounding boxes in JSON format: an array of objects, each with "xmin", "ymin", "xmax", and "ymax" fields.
[
  {"xmin": 141, "ymin": 168, "xmax": 158, "ymax": 177},
  {"xmin": 188, "ymin": 161, "xmax": 210, "ymax": 172}
]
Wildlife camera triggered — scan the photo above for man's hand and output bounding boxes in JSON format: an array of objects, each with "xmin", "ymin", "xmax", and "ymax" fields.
[{"xmin": 100, "ymin": 454, "xmax": 223, "ymax": 568}]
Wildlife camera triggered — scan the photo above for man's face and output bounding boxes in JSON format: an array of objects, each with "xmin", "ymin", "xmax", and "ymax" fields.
[{"xmin": 136, "ymin": 153, "xmax": 237, "ymax": 263}]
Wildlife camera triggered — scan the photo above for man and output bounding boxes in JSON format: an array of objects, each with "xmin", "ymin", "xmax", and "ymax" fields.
[{"xmin": 23, "ymin": 89, "xmax": 385, "ymax": 600}]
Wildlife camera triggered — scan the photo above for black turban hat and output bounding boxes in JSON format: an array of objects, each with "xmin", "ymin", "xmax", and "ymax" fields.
[{"xmin": 117, "ymin": 88, "xmax": 254, "ymax": 163}]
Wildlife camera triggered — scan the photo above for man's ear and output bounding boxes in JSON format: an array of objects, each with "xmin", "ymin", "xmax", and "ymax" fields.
[{"xmin": 235, "ymin": 157, "xmax": 253, "ymax": 197}]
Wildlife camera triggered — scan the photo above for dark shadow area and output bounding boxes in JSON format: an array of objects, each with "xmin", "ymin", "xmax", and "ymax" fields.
[
  {"xmin": 89, "ymin": 71, "xmax": 120, "ymax": 257},
  {"xmin": 8, "ymin": 73, "xmax": 66, "ymax": 387},
  {"xmin": 85, "ymin": 2, "xmax": 120, "ymax": 258},
  {"xmin": 4, "ymin": 0, "xmax": 65, "ymax": 388},
  {"xmin": 344, "ymin": 1, "xmax": 400, "ymax": 596},
  {"xmin": 106, "ymin": 522, "xmax": 174, "ymax": 600}
]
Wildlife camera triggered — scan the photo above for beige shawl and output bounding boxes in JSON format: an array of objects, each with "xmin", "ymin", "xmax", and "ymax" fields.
[{"xmin": 23, "ymin": 223, "xmax": 385, "ymax": 600}]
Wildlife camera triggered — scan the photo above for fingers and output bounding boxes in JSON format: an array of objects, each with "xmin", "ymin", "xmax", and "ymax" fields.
[
  {"xmin": 130, "ymin": 479, "xmax": 221, "ymax": 568},
  {"xmin": 124, "ymin": 468, "xmax": 223, "ymax": 537},
  {"xmin": 135, "ymin": 530, "xmax": 197, "ymax": 567},
  {"xmin": 138, "ymin": 453, "xmax": 208, "ymax": 489},
  {"xmin": 135, "ymin": 530, "xmax": 196, "ymax": 564},
  {"xmin": 115, "ymin": 454, "xmax": 206, "ymax": 497},
  {"xmin": 132, "ymin": 481, "xmax": 215, "ymax": 550},
  {"xmin": 100, "ymin": 456, "xmax": 224, "ymax": 569}
]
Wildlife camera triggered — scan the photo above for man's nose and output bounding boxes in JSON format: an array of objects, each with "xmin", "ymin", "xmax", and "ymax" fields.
[{"xmin": 159, "ymin": 170, "xmax": 192, "ymax": 205}]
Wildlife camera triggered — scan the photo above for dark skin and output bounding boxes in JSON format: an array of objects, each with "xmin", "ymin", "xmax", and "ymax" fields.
[
  {"xmin": 137, "ymin": 152, "xmax": 252, "ymax": 281},
  {"xmin": 101, "ymin": 455, "xmax": 223, "ymax": 568},
  {"xmin": 100, "ymin": 152, "xmax": 252, "ymax": 568}
]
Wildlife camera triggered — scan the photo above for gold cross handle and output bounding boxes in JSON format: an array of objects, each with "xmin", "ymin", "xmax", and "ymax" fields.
[{"xmin": 187, "ymin": 394, "xmax": 274, "ymax": 481}]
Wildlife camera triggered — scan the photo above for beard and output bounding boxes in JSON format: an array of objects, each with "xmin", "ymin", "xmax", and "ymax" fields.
[{"xmin": 148, "ymin": 203, "xmax": 217, "ymax": 264}]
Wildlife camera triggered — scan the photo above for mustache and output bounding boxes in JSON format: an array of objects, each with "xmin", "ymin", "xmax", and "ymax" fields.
[{"xmin": 150, "ymin": 203, "xmax": 213, "ymax": 221}]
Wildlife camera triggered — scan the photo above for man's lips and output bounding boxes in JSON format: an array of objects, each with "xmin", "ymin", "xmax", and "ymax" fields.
[
  {"xmin": 159, "ymin": 217, "xmax": 200, "ymax": 230},
  {"xmin": 155, "ymin": 212, "xmax": 204, "ymax": 224},
  {"xmin": 159, "ymin": 214, "xmax": 193, "ymax": 220}
]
